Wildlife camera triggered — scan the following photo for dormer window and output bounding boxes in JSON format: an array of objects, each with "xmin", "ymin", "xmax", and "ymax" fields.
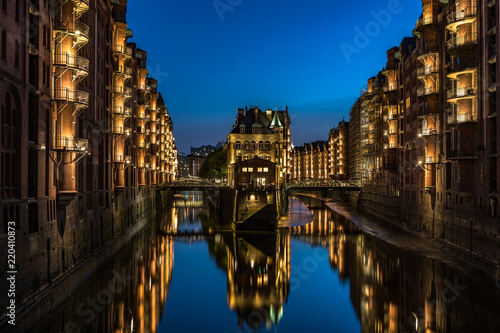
[
  {"xmin": 252, "ymin": 127, "xmax": 261, "ymax": 134},
  {"xmin": 240, "ymin": 127, "xmax": 245, "ymax": 133}
]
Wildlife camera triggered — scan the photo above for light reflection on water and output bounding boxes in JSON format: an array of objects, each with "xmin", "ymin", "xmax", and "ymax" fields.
[{"xmin": 33, "ymin": 192, "xmax": 500, "ymax": 333}]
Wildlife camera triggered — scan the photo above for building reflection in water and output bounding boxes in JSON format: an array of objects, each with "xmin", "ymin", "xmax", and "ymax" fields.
[
  {"xmin": 34, "ymin": 210, "xmax": 175, "ymax": 333},
  {"xmin": 222, "ymin": 232, "xmax": 291, "ymax": 331},
  {"xmin": 289, "ymin": 194, "xmax": 500, "ymax": 333},
  {"xmin": 33, "ymin": 193, "xmax": 500, "ymax": 333}
]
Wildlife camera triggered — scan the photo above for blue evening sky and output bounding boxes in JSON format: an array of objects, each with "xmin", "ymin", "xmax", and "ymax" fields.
[{"xmin": 127, "ymin": 0, "xmax": 423, "ymax": 153}]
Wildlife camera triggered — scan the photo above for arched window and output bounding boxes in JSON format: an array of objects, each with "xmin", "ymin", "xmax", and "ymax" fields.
[
  {"xmin": 2, "ymin": 0, "xmax": 6, "ymax": 13},
  {"xmin": 250, "ymin": 141, "xmax": 255, "ymax": 150},
  {"xmin": 258, "ymin": 141, "xmax": 263, "ymax": 151},
  {"xmin": 235, "ymin": 141, "xmax": 241, "ymax": 150},
  {"xmin": 1, "ymin": 30, "xmax": 6, "ymax": 60},
  {"xmin": 265, "ymin": 141, "xmax": 270, "ymax": 150},
  {"xmin": 244, "ymin": 141, "xmax": 249, "ymax": 150}
]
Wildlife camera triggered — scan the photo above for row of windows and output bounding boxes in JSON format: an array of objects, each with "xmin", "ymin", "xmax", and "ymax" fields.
[
  {"xmin": 234, "ymin": 141, "xmax": 272, "ymax": 151},
  {"xmin": 239, "ymin": 127, "xmax": 262, "ymax": 134},
  {"xmin": 2, "ymin": 0, "xmax": 20, "ymax": 22},
  {"xmin": 242, "ymin": 167, "xmax": 269, "ymax": 173},
  {"xmin": 241, "ymin": 154, "xmax": 271, "ymax": 161}
]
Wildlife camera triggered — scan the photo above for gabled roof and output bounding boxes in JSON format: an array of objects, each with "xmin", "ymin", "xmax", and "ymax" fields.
[{"xmin": 230, "ymin": 107, "xmax": 287, "ymax": 134}]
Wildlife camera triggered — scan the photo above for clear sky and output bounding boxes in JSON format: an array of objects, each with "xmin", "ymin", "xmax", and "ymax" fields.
[{"xmin": 127, "ymin": 0, "xmax": 423, "ymax": 153}]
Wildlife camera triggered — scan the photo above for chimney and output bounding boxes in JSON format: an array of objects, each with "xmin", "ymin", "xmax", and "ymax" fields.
[
  {"xmin": 237, "ymin": 108, "xmax": 244, "ymax": 121},
  {"xmin": 266, "ymin": 109, "xmax": 272, "ymax": 120},
  {"xmin": 254, "ymin": 108, "xmax": 258, "ymax": 122}
]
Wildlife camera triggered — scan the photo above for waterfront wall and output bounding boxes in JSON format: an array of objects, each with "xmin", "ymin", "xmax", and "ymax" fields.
[
  {"xmin": 0, "ymin": 187, "xmax": 170, "ymax": 330},
  {"xmin": 350, "ymin": 186, "xmax": 500, "ymax": 278}
]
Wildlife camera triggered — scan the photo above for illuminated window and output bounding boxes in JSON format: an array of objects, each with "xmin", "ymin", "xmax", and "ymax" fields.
[
  {"xmin": 263, "ymin": 167, "xmax": 268, "ymax": 172},
  {"xmin": 258, "ymin": 168, "xmax": 263, "ymax": 172},
  {"xmin": 242, "ymin": 167, "xmax": 248, "ymax": 172},
  {"xmin": 248, "ymin": 167, "xmax": 253, "ymax": 172}
]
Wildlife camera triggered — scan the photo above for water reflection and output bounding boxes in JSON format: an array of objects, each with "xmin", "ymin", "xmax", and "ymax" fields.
[{"xmin": 31, "ymin": 193, "xmax": 500, "ymax": 333}]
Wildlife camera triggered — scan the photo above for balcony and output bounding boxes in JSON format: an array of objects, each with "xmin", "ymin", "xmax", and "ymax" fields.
[
  {"xmin": 417, "ymin": 65, "xmax": 439, "ymax": 78},
  {"xmin": 114, "ymin": 155, "xmax": 132, "ymax": 164},
  {"xmin": 112, "ymin": 45, "xmax": 133, "ymax": 58},
  {"xmin": 113, "ymin": 106, "xmax": 132, "ymax": 117},
  {"xmin": 112, "ymin": 64, "xmax": 133, "ymax": 78},
  {"xmin": 53, "ymin": 20, "xmax": 89, "ymax": 50},
  {"xmin": 417, "ymin": 51, "xmax": 439, "ymax": 63},
  {"xmin": 489, "ymin": 73, "xmax": 497, "ymax": 92},
  {"xmin": 489, "ymin": 44, "xmax": 497, "ymax": 64},
  {"xmin": 53, "ymin": 88, "xmax": 89, "ymax": 109},
  {"xmin": 383, "ymin": 85, "xmax": 397, "ymax": 93},
  {"xmin": 53, "ymin": 137, "xmax": 88, "ymax": 152},
  {"xmin": 53, "ymin": 53, "xmax": 89, "ymax": 83},
  {"xmin": 70, "ymin": 0, "xmax": 90, "ymax": 18},
  {"xmin": 112, "ymin": 85, "xmax": 133, "ymax": 99},
  {"xmin": 447, "ymin": 33, "xmax": 477, "ymax": 51},
  {"xmin": 417, "ymin": 86, "xmax": 439, "ymax": 97},
  {"xmin": 446, "ymin": 6, "xmax": 477, "ymax": 32},
  {"xmin": 419, "ymin": 156, "xmax": 438, "ymax": 164},
  {"xmin": 384, "ymin": 143, "xmax": 398, "ymax": 149},
  {"xmin": 415, "ymin": 16, "xmax": 433, "ymax": 31},
  {"xmin": 418, "ymin": 127, "xmax": 437, "ymax": 137},
  {"xmin": 447, "ymin": 112, "xmax": 478, "ymax": 125},
  {"xmin": 112, "ymin": 126, "xmax": 132, "ymax": 136},
  {"xmin": 447, "ymin": 61, "xmax": 477, "ymax": 80},
  {"xmin": 447, "ymin": 85, "xmax": 476, "ymax": 102}
]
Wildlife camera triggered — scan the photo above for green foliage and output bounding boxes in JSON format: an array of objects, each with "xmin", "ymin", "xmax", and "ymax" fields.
[{"xmin": 198, "ymin": 148, "xmax": 228, "ymax": 179}]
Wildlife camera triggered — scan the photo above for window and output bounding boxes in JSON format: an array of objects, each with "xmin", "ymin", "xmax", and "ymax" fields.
[
  {"xmin": 258, "ymin": 141, "xmax": 263, "ymax": 150},
  {"xmin": 239, "ymin": 126, "xmax": 245, "ymax": 133},
  {"xmin": 265, "ymin": 141, "xmax": 270, "ymax": 150},
  {"xmin": 14, "ymin": 40, "xmax": 19, "ymax": 68},
  {"xmin": 15, "ymin": 0, "xmax": 19, "ymax": 23},
  {"xmin": 257, "ymin": 168, "xmax": 263, "ymax": 172},
  {"xmin": 248, "ymin": 167, "xmax": 253, "ymax": 172},
  {"xmin": 251, "ymin": 141, "xmax": 255, "ymax": 150},
  {"xmin": 235, "ymin": 142, "xmax": 241, "ymax": 150},
  {"xmin": 2, "ymin": 0, "xmax": 6, "ymax": 13},
  {"xmin": 1, "ymin": 30, "xmax": 6, "ymax": 60},
  {"xmin": 252, "ymin": 127, "xmax": 261, "ymax": 133},
  {"xmin": 265, "ymin": 155, "xmax": 271, "ymax": 161},
  {"xmin": 242, "ymin": 167, "xmax": 248, "ymax": 172},
  {"xmin": 244, "ymin": 141, "xmax": 249, "ymax": 150},
  {"xmin": 263, "ymin": 167, "xmax": 269, "ymax": 172}
]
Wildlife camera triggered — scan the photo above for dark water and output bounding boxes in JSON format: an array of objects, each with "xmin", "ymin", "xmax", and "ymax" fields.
[{"xmin": 31, "ymin": 192, "xmax": 500, "ymax": 333}]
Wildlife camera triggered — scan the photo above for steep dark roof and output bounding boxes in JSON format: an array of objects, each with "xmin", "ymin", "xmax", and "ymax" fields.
[
  {"xmin": 230, "ymin": 107, "xmax": 287, "ymax": 134},
  {"xmin": 157, "ymin": 92, "xmax": 165, "ymax": 105}
]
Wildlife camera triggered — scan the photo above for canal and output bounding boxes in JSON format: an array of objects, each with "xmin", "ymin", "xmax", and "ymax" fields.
[{"xmin": 29, "ymin": 192, "xmax": 500, "ymax": 333}]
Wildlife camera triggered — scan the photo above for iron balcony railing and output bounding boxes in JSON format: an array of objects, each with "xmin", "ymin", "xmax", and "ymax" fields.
[
  {"xmin": 114, "ymin": 155, "xmax": 132, "ymax": 163},
  {"xmin": 53, "ymin": 53, "xmax": 89, "ymax": 72},
  {"xmin": 53, "ymin": 137, "xmax": 88, "ymax": 151},
  {"xmin": 112, "ymin": 44, "xmax": 133, "ymax": 57},
  {"xmin": 417, "ymin": 86, "xmax": 439, "ymax": 97},
  {"xmin": 447, "ymin": 112, "xmax": 478, "ymax": 125},
  {"xmin": 447, "ymin": 85, "xmax": 476, "ymax": 100},
  {"xmin": 446, "ymin": 6, "xmax": 476, "ymax": 25},
  {"xmin": 53, "ymin": 88, "xmax": 89, "ymax": 106},
  {"xmin": 416, "ymin": 16, "xmax": 433, "ymax": 28},
  {"xmin": 417, "ymin": 66, "xmax": 439, "ymax": 77},
  {"xmin": 447, "ymin": 33, "xmax": 477, "ymax": 50}
]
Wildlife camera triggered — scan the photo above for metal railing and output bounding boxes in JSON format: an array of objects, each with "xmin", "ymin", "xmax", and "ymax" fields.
[
  {"xmin": 53, "ymin": 20, "xmax": 89, "ymax": 39},
  {"xmin": 416, "ymin": 16, "xmax": 433, "ymax": 28},
  {"xmin": 417, "ymin": 86, "xmax": 438, "ymax": 97},
  {"xmin": 53, "ymin": 53, "xmax": 89, "ymax": 72},
  {"xmin": 53, "ymin": 137, "xmax": 88, "ymax": 151},
  {"xmin": 447, "ymin": 33, "xmax": 477, "ymax": 49},
  {"xmin": 112, "ymin": 44, "xmax": 133, "ymax": 57},
  {"xmin": 446, "ymin": 6, "xmax": 476, "ymax": 25},
  {"xmin": 447, "ymin": 112, "xmax": 478, "ymax": 125},
  {"xmin": 53, "ymin": 88, "xmax": 89, "ymax": 106},
  {"xmin": 447, "ymin": 85, "xmax": 476, "ymax": 100},
  {"xmin": 417, "ymin": 66, "xmax": 439, "ymax": 76}
]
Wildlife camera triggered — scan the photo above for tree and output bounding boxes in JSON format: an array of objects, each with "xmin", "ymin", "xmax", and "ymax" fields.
[{"xmin": 198, "ymin": 148, "xmax": 228, "ymax": 180}]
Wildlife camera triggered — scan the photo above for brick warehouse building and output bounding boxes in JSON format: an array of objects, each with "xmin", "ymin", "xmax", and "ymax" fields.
[
  {"xmin": 344, "ymin": 0, "xmax": 500, "ymax": 274},
  {"xmin": 0, "ymin": 0, "xmax": 177, "ymax": 323}
]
